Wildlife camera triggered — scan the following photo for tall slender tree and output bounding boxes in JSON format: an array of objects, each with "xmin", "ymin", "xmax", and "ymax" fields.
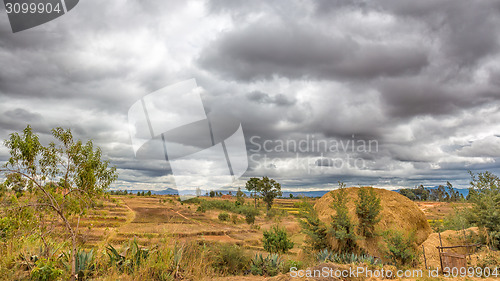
[{"xmin": 246, "ymin": 177, "xmax": 260, "ymax": 208}]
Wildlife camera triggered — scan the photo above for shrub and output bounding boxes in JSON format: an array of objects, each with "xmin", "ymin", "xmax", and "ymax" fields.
[
  {"xmin": 476, "ymin": 251, "xmax": 500, "ymax": 269},
  {"xmin": 383, "ymin": 230, "xmax": 417, "ymax": 266},
  {"xmin": 283, "ymin": 259, "xmax": 303, "ymax": 273},
  {"xmin": 196, "ymin": 205, "xmax": 206, "ymax": 213},
  {"xmin": 231, "ymin": 214, "xmax": 238, "ymax": 224},
  {"xmin": 250, "ymin": 254, "xmax": 283, "ymax": 276},
  {"xmin": 211, "ymin": 244, "xmax": 250, "ymax": 275},
  {"xmin": 218, "ymin": 212, "xmax": 229, "ymax": 221},
  {"xmin": 262, "ymin": 225, "xmax": 294, "ymax": 254},
  {"xmin": 30, "ymin": 258, "xmax": 63, "ymax": 281},
  {"xmin": 245, "ymin": 213, "xmax": 255, "ymax": 224}
]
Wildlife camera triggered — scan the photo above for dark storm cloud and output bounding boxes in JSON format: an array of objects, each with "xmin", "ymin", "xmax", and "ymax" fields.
[
  {"xmin": 377, "ymin": 0, "xmax": 500, "ymax": 66},
  {"xmin": 377, "ymin": 78, "xmax": 499, "ymax": 118},
  {"xmin": 246, "ymin": 91, "xmax": 296, "ymax": 106},
  {"xmin": 1, "ymin": 0, "xmax": 500, "ymax": 191},
  {"xmin": 199, "ymin": 22, "xmax": 428, "ymax": 81}
]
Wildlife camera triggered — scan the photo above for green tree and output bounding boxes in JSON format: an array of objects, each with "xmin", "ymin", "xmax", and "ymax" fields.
[
  {"xmin": 258, "ymin": 177, "xmax": 282, "ymax": 213},
  {"xmin": 262, "ymin": 225, "xmax": 294, "ymax": 254},
  {"xmin": 297, "ymin": 200, "xmax": 329, "ymax": 251},
  {"xmin": 209, "ymin": 190, "xmax": 215, "ymax": 197},
  {"xmin": 467, "ymin": 171, "xmax": 500, "ymax": 249},
  {"xmin": 445, "ymin": 181, "xmax": 461, "ymax": 202},
  {"xmin": 236, "ymin": 187, "xmax": 245, "ymax": 205},
  {"xmin": 0, "ymin": 125, "xmax": 117, "ymax": 281},
  {"xmin": 355, "ymin": 187, "xmax": 382, "ymax": 238},
  {"xmin": 398, "ymin": 189, "xmax": 417, "ymax": 201},
  {"xmin": 146, "ymin": 190, "xmax": 152, "ymax": 196},
  {"xmin": 246, "ymin": 177, "xmax": 261, "ymax": 208},
  {"xmin": 329, "ymin": 183, "xmax": 357, "ymax": 254}
]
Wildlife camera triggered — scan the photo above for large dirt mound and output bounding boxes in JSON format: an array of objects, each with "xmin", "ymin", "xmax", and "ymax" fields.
[{"xmin": 314, "ymin": 187, "xmax": 432, "ymax": 257}]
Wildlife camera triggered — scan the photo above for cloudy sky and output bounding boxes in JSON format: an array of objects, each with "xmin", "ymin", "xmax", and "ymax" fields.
[{"xmin": 1, "ymin": 0, "xmax": 500, "ymax": 192}]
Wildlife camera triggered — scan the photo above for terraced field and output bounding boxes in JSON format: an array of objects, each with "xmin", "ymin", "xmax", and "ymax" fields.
[{"xmin": 77, "ymin": 196, "xmax": 306, "ymax": 257}]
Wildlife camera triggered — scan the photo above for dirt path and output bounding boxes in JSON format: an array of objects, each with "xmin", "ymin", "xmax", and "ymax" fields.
[{"xmin": 170, "ymin": 208, "xmax": 201, "ymax": 225}]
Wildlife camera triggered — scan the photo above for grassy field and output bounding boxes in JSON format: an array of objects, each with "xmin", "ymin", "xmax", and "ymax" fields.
[{"xmin": 3, "ymin": 193, "xmax": 499, "ymax": 281}]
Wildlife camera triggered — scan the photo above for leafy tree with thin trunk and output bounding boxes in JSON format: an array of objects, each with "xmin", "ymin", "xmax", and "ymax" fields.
[
  {"xmin": 0, "ymin": 125, "xmax": 117, "ymax": 281},
  {"xmin": 355, "ymin": 187, "xmax": 381, "ymax": 238},
  {"xmin": 236, "ymin": 187, "xmax": 245, "ymax": 205},
  {"xmin": 246, "ymin": 177, "xmax": 260, "ymax": 208},
  {"xmin": 258, "ymin": 176, "xmax": 282, "ymax": 213}
]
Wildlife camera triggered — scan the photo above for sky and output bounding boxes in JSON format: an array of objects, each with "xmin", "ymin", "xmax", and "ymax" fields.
[{"xmin": 1, "ymin": 0, "xmax": 500, "ymax": 192}]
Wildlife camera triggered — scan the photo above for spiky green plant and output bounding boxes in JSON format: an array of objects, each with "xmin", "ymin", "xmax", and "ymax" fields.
[
  {"xmin": 316, "ymin": 249, "xmax": 381, "ymax": 265},
  {"xmin": 105, "ymin": 239, "xmax": 151, "ymax": 273},
  {"xmin": 250, "ymin": 253, "xmax": 283, "ymax": 276}
]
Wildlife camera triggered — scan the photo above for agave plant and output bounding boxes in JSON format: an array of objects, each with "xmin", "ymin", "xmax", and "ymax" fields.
[
  {"xmin": 106, "ymin": 238, "xmax": 153, "ymax": 273},
  {"xmin": 105, "ymin": 244, "xmax": 127, "ymax": 272},
  {"xmin": 316, "ymin": 249, "xmax": 333, "ymax": 262},
  {"xmin": 316, "ymin": 249, "xmax": 380, "ymax": 265},
  {"xmin": 75, "ymin": 249, "xmax": 94, "ymax": 280},
  {"xmin": 60, "ymin": 248, "xmax": 95, "ymax": 280},
  {"xmin": 250, "ymin": 253, "xmax": 283, "ymax": 276}
]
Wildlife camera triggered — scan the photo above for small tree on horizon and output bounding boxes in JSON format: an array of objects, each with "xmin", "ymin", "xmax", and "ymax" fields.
[
  {"xmin": 246, "ymin": 177, "xmax": 261, "ymax": 208},
  {"xmin": 236, "ymin": 187, "xmax": 245, "ymax": 205},
  {"xmin": 258, "ymin": 177, "xmax": 282, "ymax": 213}
]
